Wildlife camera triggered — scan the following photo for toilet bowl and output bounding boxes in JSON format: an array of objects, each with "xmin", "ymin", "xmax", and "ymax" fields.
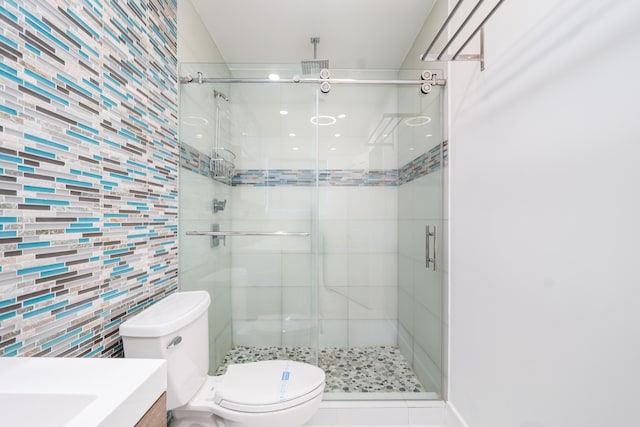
[{"xmin": 120, "ymin": 291, "xmax": 325, "ymax": 427}]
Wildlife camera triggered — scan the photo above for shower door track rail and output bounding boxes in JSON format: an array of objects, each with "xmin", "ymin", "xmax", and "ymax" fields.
[{"xmin": 180, "ymin": 77, "xmax": 445, "ymax": 86}]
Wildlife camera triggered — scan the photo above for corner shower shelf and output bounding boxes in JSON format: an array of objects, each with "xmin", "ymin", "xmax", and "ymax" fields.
[{"xmin": 421, "ymin": 0, "xmax": 507, "ymax": 71}]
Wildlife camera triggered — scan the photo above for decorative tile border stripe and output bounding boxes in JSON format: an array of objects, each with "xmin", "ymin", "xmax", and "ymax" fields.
[
  {"xmin": 180, "ymin": 141, "xmax": 447, "ymax": 187},
  {"xmin": 231, "ymin": 168, "xmax": 399, "ymax": 187},
  {"xmin": 180, "ymin": 142, "xmax": 211, "ymax": 177},
  {"xmin": 0, "ymin": 0, "xmax": 178, "ymax": 358},
  {"xmin": 398, "ymin": 140, "xmax": 448, "ymax": 185}
]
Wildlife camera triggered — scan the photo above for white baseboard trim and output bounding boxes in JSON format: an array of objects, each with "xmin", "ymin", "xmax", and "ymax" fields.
[
  {"xmin": 445, "ymin": 402, "xmax": 469, "ymax": 427},
  {"xmin": 306, "ymin": 399, "xmax": 446, "ymax": 426}
]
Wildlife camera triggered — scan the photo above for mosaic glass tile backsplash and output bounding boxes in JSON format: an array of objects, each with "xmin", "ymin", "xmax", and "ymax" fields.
[
  {"xmin": 0, "ymin": 0, "xmax": 178, "ymax": 357},
  {"xmin": 181, "ymin": 141, "xmax": 447, "ymax": 187}
]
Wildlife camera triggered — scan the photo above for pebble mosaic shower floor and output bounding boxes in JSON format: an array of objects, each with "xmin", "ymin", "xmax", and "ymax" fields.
[{"xmin": 215, "ymin": 346, "xmax": 426, "ymax": 393}]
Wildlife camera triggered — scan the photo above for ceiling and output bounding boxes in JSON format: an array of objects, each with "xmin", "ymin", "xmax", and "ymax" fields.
[{"xmin": 190, "ymin": 0, "xmax": 436, "ymax": 69}]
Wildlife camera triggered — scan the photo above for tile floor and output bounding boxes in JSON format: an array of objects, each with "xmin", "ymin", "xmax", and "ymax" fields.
[{"xmin": 216, "ymin": 345, "xmax": 426, "ymax": 394}]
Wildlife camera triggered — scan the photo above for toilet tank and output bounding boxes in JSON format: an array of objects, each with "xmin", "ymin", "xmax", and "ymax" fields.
[{"xmin": 120, "ymin": 291, "xmax": 211, "ymax": 410}]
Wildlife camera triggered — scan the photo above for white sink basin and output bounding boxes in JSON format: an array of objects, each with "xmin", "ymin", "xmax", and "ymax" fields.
[
  {"xmin": 0, "ymin": 393, "xmax": 97, "ymax": 426},
  {"xmin": 0, "ymin": 358, "xmax": 166, "ymax": 427}
]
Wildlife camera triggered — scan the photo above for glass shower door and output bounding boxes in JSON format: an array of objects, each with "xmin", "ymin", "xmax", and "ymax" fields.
[
  {"xmin": 397, "ymin": 77, "xmax": 445, "ymax": 398},
  {"xmin": 315, "ymin": 68, "xmax": 445, "ymax": 399},
  {"xmin": 222, "ymin": 69, "xmax": 320, "ymax": 368}
]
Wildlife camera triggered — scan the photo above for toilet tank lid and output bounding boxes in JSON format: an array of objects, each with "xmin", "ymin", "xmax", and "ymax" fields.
[{"xmin": 120, "ymin": 291, "xmax": 211, "ymax": 337}]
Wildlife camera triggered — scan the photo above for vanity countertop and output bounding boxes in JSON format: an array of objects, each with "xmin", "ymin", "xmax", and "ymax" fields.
[{"xmin": 0, "ymin": 357, "xmax": 166, "ymax": 427}]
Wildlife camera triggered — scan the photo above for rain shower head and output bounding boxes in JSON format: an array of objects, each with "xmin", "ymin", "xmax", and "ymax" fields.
[{"xmin": 301, "ymin": 37, "xmax": 329, "ymax": 74}]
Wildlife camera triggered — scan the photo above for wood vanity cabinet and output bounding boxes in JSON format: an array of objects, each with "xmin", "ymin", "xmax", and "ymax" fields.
[{"xmin": 135, "ymin": 392, "xmax": 167, "ymax": 427}]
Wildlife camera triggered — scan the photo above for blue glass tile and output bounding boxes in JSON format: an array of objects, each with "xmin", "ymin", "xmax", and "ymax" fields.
[
  {"xmin": 0, "ymin": 298, "xmax": 16, "ymax": 308},
  {"xmin": 25, "ymin": 133, "xmax": 69, "ymax": 151},
  {"xmin": 41, "ymin": 327, "xmax": 83, "ymax": 349},
  {"xmin": 110, "ymin": 267, "xmax": 134, "ymax": 277},
  {"xmin": 40, "ymin": 267, "xmax": 69, "ymax": 277},
  {"xmin": 70, "ymin": 332, "xmax": 94, "ymax": 347},
  {"xmin": 84, "ymin": 346, "xmax": 104, "ymax": 358},
  {"xmin": 0, "ymin": 311, "xmax": 16, "ymax": 321},
  {"xmin": 57, "ymin": 74, "xmax": 92, "ymax": 97},
  {"xmin": 24, "ymin": 43, "xmax": 40, "ymax": 55},
  {"xmin": 23, "ymin": 82, "xmax": 69, "ymax": 106},
  {"xmin": 0, "ymin": 217, "xmax": 17, "ymax": 223},
  {"xmin": 103, "ymin": 139, "xmax": 120, "ymax": 148},
  {"xmin": 66, "ymin": 130, "xmax": 99, "ymax": 145},
  {"xmin": 23, "ymin": 293, "xmax": 55, "ymax": 306},
  {"xmin": 103, "ymin": 248, "xmax": 128, "ymax": 255},
  {"xmin": 82, "ymin": 78, "xmax": 101, "ymax": 92},
  {"xmin": 77, "ymin": 123, "xmax": 99, "ymax": 134},
  {"xmin": 25, "ymin": 198, "xmax": 70, "ymax": 206},
  {"xmin": 18, "ymin": 262, "xmax": 65, "ymax": 275},
  {"xmin": 3, "ymin": 342, "xmax": 22, "ymax": 354},
  {"xmin": 78, "ymin": 217, "xmax": 99, "ymax": 222},
  {"xmin": 109, "ymin": 173, "xmax": 133, "ymax": 181},
  {"xmin": 0, "ymin": 230, "xmax": 17, "ymax": 237},
  {"xmin": 66, "ymin": 8, "xmax": 100, "ymax": 39},
  {"xmin": 0, "ymin": 105, "xmax": 18, "ymax": 116},
  {"xmin": 153, "ymin": 277, "xmax": 170, "ymax": 287},
  {"xmin": 65, "ymin": 227, "xmax": 99, "ymax": 233},
  {"xmin": 0, "ymin": 34, "xmax": 18, "ymax": 49},
  {"xmin": 56, "ymin": 302, "xmax": 93, "ymax": 319},
  {"xmin": 70, "ymin": 223, "xmax": 93, "ymax": 228},
  {"xmin": 24, "ymin": 69, "xmax": 56, "ymax": 88},
  {"xmin": 0, "ymin": 5, "xmax": 18, "ymax": 23},
  {"xmin": 118, "ymin": 129, "xmax": 139, "ymax": 141},
  {"xmin": 18, "ymin": 165, "xmax": 35, "ymax": 173},
  {"xmin": 127, "ymin": 233, "xmax": 147, "ymax": 239},
  {"xmin": 25, "ymin": 146, "xmax": 56, "ymax": 159},
  {"xmin": 17, "ymin": 241, "xmax": 51, "ymax": 249}
]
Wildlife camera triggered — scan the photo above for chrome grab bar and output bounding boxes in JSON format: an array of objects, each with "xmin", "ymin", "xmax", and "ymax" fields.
[{"xmin": 185, "ymin": 231, "xmax": 309, "ymax": 237}]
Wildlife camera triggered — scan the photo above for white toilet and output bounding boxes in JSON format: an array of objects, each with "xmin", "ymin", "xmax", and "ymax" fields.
[{"xmin": 120, "ymin": 291, "xmax": 325, "ymax": 427}]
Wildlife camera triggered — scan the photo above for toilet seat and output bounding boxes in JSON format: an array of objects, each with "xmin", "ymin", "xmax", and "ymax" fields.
[{"xmin": 188, "ymin": 360, "xmax": 325, "ymax": 414}]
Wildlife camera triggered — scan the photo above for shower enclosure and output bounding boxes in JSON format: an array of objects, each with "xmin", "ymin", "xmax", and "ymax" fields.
[{"xmin": 179, "ymin": 63, "xmax": 445, "ymax": 400}]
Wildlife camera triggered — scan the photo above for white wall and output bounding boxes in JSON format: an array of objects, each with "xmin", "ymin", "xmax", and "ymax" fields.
[
  {"xmin": 178, "ymin": 0, "xmax": 226, "ymax": 63},
  {"xmin": 448, "ymin": 1, "xmax": 640, "ymax": 426}
]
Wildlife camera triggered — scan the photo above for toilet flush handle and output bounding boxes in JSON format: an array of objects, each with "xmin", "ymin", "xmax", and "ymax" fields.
[{"xmin": 166, "ymin": 336, "xmax": 182, "ymax": 349}]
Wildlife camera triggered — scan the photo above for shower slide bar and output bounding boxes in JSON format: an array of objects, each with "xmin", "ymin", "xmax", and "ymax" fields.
[
  {"xmin": 187, "ymin": 228, "xmax": 309, "ymax": 248},
  {"xmin": 421, "ymin": 0, "xmax": 507, "ymax": 71},
  {"xmin": 185, "ymin": 231, "xmax": 309, "ymax": 237}
]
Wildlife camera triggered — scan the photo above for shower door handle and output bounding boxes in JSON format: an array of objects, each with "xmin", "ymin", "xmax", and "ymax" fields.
[{"xmin": 425, "ymin": 225, "xmax": 436, "ymax": 271}]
